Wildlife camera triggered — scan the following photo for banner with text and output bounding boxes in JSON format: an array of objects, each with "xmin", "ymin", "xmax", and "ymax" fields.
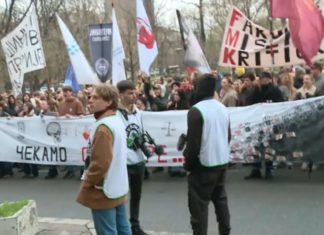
[
  {"xmin": 218, "ymin": 7, "xmax": 324, "ymax": 68},
  {"xmin": 88, "ymin": 23, "xmax": 113, "ymax": 83},
  {"xmin": 1, "ymin": 3, "xmax": 46, "ymax": 95},
  {"xmin": 0, "ymin": 97, "xmax": 324, "ymax": 166}
]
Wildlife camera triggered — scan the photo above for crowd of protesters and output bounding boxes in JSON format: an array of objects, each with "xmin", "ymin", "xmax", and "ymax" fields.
[{"xmin": 0, "ymin": 62, "xmax": 324, "ymax": 179}]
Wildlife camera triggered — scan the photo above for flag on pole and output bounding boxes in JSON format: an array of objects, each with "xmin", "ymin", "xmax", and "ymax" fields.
[
  {"xmin": 1, "ymin": 3, "xmax": 46, "ymax": 96},
  {"xmin": 64, "ymin": 64, "xmax": 80, "ymax": 93},
  {"xmin": 270, "ymin": 0, "xmax": 295, "ymax": 19},
  {"xmin": 136, "ymin": 0, "xmax": 158, "ymax": 75},
  {"xmin": 56, "ymin": 14, "xmax": 100, "ymax": 85},
  {"xmin": 270, "ymin": 0, "xmax": 324, "ymax": 65},
  {"xmin": 112, "ymin": 4, "xmax": 126, "ymax": 85},
  {"xmin": 88, "ymin": 23, "xmax": 113, "ymax": 83},
  {"xmin": 176, "ymin": 10, "xmax": 211, "ymax": 75}
]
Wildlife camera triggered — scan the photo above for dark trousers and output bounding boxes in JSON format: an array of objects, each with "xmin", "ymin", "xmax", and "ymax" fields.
[
  {"xmin": 251, "ymin": 161, "xmax": 273, "ymax": 172},
  {"xmin": 47, "ymin": 166, "xmax": 58, "ymax": 176},
  {"xmin": 188, "ymin": 169, "xmax": 230, "ymax": 235},
  {"xmin": 0, "ymin": 162, "xmax": 13, "ymax": 177},
  {"xmin": 127, "ymin": 162, "xmax": 145, "ymax": 229},
  {"xmin": 23, "ymin": 164, "xmax": 38, "ymax": 176}
]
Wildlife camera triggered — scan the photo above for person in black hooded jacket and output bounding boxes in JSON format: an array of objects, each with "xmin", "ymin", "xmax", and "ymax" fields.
[{"xmin": 245, "ymin": 71, "xmax": 284, "ymax": 180}]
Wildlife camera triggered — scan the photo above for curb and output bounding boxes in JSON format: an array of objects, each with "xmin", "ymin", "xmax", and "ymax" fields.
[{"xmin": 38, "ymin": 217, "xmax": 191, "ymax": 235}]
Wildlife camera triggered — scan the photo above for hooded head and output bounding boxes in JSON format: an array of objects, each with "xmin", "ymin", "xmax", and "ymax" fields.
[{"xmin": 194, "ymin": 74, "xmax": 216, "ymax": 103}]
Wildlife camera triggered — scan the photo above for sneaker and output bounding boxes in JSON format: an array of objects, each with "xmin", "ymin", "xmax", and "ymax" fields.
[{"xmin": 132, "ymin": 227, "xmax": 149, "ymax": 235}]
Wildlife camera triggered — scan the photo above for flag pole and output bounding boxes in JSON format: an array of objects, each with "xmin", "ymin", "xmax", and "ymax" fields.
[
  {"xmin": 228, "ymin": 0, "xmax": 236, "ymax": 80},
  {"xmin": 268, "ymin": 2, "xmax": 275, "ymax": 83}
]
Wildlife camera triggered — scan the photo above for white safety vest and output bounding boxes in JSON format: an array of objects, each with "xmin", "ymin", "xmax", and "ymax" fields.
[
  {"xmin": 117, "ymin": 107, "xmax": 146, "ymax": 165},
  {"xmin": 91, "ymin": 115, "xmax": 129, "ymax": 199},
  {"xmin": 194, "ymin": 99, "xmax": 230, "ymax": 167}
]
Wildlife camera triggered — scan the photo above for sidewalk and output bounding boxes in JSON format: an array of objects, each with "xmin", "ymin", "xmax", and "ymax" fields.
[
  {"xmin": 37, "ymin": 217, "xmax": 191, "ymax": 235},
  {"xmin": 37, "ymin": 217, "xmax": 96, "ymax": 235}
]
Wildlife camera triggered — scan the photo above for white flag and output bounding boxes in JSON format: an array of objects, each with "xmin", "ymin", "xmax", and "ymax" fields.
[
  {"xmin": 177, "ymin": 10, "xmax": 211, "ymax": 74},
  {"xmin": 112, "ymin": 6, "xmax": 126, "ymax": 86},
  {"xmin": 56, "ymin": 14, "xmax": 100, "ymax": 85},
  {"xmin": 136, "ymin": 0, "xmax": 158, "ymax": 75},
  {"xmin": 1, "ymin": 3, "xmax": 46, "ymax": 96}
]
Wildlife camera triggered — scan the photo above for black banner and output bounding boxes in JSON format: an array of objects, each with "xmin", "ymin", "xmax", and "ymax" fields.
[{"xmin": 88, "ymin": 23, "xmax": 112, "ymax": 83}]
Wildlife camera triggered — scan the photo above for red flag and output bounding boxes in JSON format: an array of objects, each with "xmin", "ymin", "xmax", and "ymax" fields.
[
  {"xmin": 271, "ymin": 0, "xmax": 324, "ymax": 64},
  {"xmin": 270, "ymin": 0, "xmax": 295, "ymax": 18}
]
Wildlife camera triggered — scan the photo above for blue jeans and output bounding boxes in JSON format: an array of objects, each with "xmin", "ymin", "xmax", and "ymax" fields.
[{"xmin": 91, "ymin": 203, "xmax": 131, "ymax": 235}]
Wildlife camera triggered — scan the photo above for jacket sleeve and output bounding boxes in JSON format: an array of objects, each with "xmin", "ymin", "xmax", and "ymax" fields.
[
  {"xmin": 84, "ymin": 125, "xmax": 113, "ymax": 187},
  {"xmin": 183, "ymin": 107, "xmax": 202, "ymax": 171}
]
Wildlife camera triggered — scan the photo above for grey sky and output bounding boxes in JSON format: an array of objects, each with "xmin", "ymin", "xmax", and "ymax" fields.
[{"xmin": 154, "ymin": 0, "xmax": 199, "ymax": 26}]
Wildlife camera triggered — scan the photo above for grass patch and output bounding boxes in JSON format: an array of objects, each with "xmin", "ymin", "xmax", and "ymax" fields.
[{"xmin": 0, "ymin": 200, "xmax": 29, "ymax": 218}]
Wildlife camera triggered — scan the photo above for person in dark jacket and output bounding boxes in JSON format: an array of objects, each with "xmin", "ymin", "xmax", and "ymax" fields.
[
  {"xmin": 167, "ymin": 89, "xmax": 190, "ymax": 111},
  {"xmin": 5, "ymin": 95, "xmax": 17, "ymax": 116},
  {"xmin": 184, "ymin": 74, "xmax": 231, "ymax": 235},
  {"xmin": 245, "ymin": 71, "xmax": 284, "ymax": 180},
  {"xmin": 0, "ymin": 101, "xmax": 13, "ymax": 178},
  {"xmin": 238, "ymin": 72, "xmax": 256, "ymax": 106},
  {"xmin": 143, "ymin": 77, "xmax": 168, "ymax": 111}
]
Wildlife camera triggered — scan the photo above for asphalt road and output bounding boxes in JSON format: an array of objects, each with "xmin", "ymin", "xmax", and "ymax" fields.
[{"xmin": 1, "ymin": 166, "xmax": 324, "ymax": 235}]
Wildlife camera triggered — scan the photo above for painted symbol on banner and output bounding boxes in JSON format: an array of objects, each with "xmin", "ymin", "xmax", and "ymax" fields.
[
  {"xmin": 95, "ymin": 58, "xmax": 110, "ymax": 78},
  {"xmin": 82, "ymin": 131, "xmax": 90, "ymax": 140},
  {"xmin": 17, "ymin": 121, "xmax": 25, "ymax": 140},
  {"xmin": 136, "ymin": 18, "xmax": 155, "ymax": 49},
  {"xmin": 67, "ymin": 43, "xmax": 80, "ymax": 56},
  {"xmin": 161, "ymin": 122, "xmax": 176, "ymax": 137},
  {"xmin": 46, "ymin": 122, "xmax": 61, "ymax": 143}
]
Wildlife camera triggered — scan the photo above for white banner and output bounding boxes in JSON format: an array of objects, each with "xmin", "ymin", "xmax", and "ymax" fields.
[
  {"xmin": 218, "ymin": 7, "xmax": 324, "ymax": 68},
  {"xmin": 0, "ymin": 97, "xmax": 324, "ymax": 166},
  {"xmin": 1, "ymin": 3, "xmax": 46, "ymax": 95}
]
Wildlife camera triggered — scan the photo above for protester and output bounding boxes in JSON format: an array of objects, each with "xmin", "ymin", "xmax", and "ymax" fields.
[
  {"xmin": 117, "ymin": 80, "xmax": 149, "ymax": 235},
  {"xmin": 5, "ymin": 95, "xmax": 18, "ymax": 116},
  {"xmin": 167, "ymin": 89, "xmax": 190, "ymax": 111},
  {"xmin": 295, "ymin": 74, "xmax": 316, "ymax": 99},
  {"xmin": 19, "ymin": 102, "xmax": 39, "ymax": 178},
  {"xmin": 220, "ymin": 76, "xmax": 238, "ymax": 107},
  {"xmin": 183, "ymin": 74, "xmax": 231, "ymax": 235},
  {"xmin": 0, "ymin": 101, "xmax": 13, "ymax": 178},
  {"xmin": 278, "ymin": 72, "xmax": 297, "ymax": 101},
  {"xmin": 312, "ymin": 62, "xmax": 324, "ymax": 96},
  {"xmin": 245, "ymin": 71, "xmax": 284, "ymax": 180},
  {"xmin": 238, "ymin": 72, "xmax": 256, "ymax": 106},
  {"xmin": 57, "ymin": 85, "xmax": 84, "ymax": 179},
  {"xmin": 77, "ymin": 84, "xmax": 131, "ymax": 235}
]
